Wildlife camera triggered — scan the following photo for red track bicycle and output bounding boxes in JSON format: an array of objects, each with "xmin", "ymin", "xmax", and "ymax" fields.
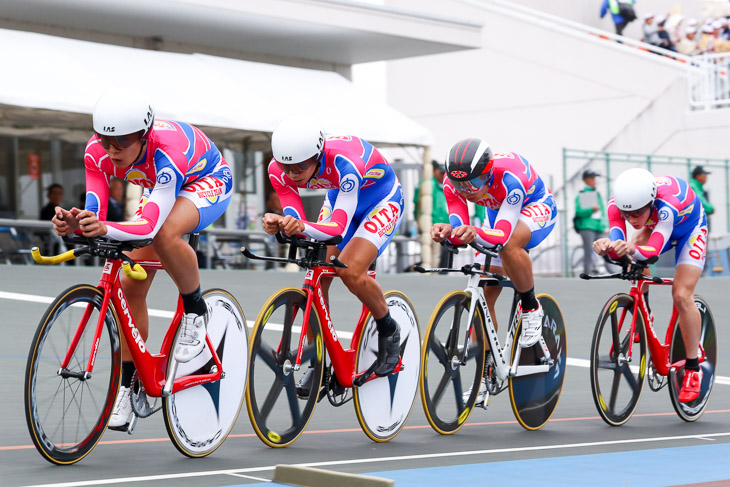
[
  {"xmin": 582, "ymin": 256, "xmax": 717, "ymax": 425},
  {"xmin": 25, "ymin": 235, "xmax": 248, "ymax": 464},
  {"xmin": 242, "ymin": 234, "xmax": 421, "ymax": 447}
]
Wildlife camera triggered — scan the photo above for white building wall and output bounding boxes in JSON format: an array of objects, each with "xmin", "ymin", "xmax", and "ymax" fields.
[{"xmin": 386, "ymin": 0, "xmax": 688, "ymax": 181}]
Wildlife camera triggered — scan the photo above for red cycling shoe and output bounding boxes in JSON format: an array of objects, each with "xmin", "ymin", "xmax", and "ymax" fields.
[{"xmin": 678, "ymin": 369, "xmax": 702, "ymax": 403}]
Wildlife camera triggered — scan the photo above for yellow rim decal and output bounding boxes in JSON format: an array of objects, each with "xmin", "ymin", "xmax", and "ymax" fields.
[
  {"xmin": 316, "ymin": 334, "xmax": 323, "ymax": 362},
  {"xmin": 267, "ymin": 431, "xmax": 281, "ymax": 443},
  {"xmin": 458, "ymin": 407, "xmax": 470, "ymax": 425},
  {"xmin": 598, "ymin": 394, "xmax": 606, "ymax": 410},
  {"xmin": 640, "ymin": 354, "xmax": 646, "ymax": 378},
  {"xmin": 609, "ymin": 301, "xmax": 618, "ymax": 313},
  {"xmin": 263, "ymin": 305, "xmax": 274, "ymax": 324}
]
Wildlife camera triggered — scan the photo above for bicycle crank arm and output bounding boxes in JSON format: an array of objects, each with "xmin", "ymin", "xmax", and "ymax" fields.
[
  {"xmin": 352, "ymin": 359, "xmax": 404, "ymax": 388},
  {"xmin": 126, "ymin": 414, "xmax": 139, "ymax": 436}
]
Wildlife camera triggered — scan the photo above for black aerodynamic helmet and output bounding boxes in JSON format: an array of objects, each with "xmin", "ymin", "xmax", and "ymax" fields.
[{"xmin": 445, "ymin": 138, "xmax": 494, "ymax": 193}]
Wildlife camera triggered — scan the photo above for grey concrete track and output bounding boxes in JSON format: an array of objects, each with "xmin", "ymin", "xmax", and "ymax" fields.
[{"xmin": 2, "ymin": 264, "xmax": 730, "ymax": 487}]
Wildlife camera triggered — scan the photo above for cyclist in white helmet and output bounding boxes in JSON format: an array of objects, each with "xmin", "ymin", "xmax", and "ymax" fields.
[
  {"xmin": 52, "ymin": 90, "xmax": 233, "ymax": 430},
  {"xmin": 594, "ymin": 167, "xmax": 708, "ymax": 403},
  {"xmin": 263, "ymin": 116, "xmax": 404, "ymax": 381}
]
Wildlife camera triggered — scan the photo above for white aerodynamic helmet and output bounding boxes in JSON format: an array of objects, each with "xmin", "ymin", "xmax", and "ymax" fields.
[
  {"xmin": 93, "ymin": 90, "xmax": 155, "ymax": 137},
  {"xmin": 271, "ymin": 116, "xmax": 325, "ymax": 164},
  {"xmin": 613, "ymin": 168, "xmax": 657, "ymax": 211}
]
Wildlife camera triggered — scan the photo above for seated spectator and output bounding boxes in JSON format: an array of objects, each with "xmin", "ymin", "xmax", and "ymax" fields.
[
  {"xmin": 656, "ymin": 16, "xmax": 677, "ymax": 51},
  {"xmin": 676, "ymin": 27, "xmax": 701, "ymax": 56},
  {"xmin": 107, "ymin": 178, "xmax": 125, "ymax": 222},
  {"xmin": 39, "ymin": 183, "xmax": 64, "ymax": 221},
  {"xmin": 642, "ymin": 13, "xmax": 661, "ymax": 46}
]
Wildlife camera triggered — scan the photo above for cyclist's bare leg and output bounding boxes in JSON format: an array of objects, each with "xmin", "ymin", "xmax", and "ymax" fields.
[
  {"xmin": 153, "ymin": 197, "xmax": 200, "ymax": 295},
  {"xmin": 335, "ymin": 237, "xmax": 387, "ymax": 319},
  {"xmin": 673, "ymin": 263, "xmax": 702, "ymax": 360},
  {"xmin": 498, "ymin": 221, "xmax": 533, "ymax": 293}
]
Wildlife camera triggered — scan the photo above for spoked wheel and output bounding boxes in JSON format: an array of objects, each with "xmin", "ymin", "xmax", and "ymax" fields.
[
  {"xmin": 25, "ymin": 285, "xmax": 122, "ymax": 465},
  {"xmin": 163, "ymin": 289, "xmax": 248, "ymax": 457},
  {"xmin": 668, "ymin": 296, "xmax": 717, "ymax": 422},
  {"xmin": 420, "ymin": 291, "xmax": 485, "ymax": 435},
  {"xmin": 509, "ymin": 294, "xmax": 567, "ymax": 430},
  {"xmin": 589, "ymin": 293, "xmax": 646, "ymax": 426},
  {"xmin": 246, "ymin": 288, "xmax": 324, "ymax": 447}
]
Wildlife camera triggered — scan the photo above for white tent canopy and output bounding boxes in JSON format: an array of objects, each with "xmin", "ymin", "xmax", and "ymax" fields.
[{"xmin": 0, "ymin": 27, "xmax": 432, "ymax": 147}]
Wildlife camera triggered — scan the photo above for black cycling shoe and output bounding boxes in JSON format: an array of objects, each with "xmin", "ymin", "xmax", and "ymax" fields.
[
  {"xmin": 296, "ymin": 367, "xmax": 326, "ymax": 402},
  {"xmin": 373, "ymin": 324, "xmax": 401, "ymax": 377}
]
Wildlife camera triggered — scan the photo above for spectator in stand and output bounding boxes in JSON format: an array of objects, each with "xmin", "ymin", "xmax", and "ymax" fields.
[
  {"xmin": 39, "ymin": 183, "xmax": 64, "ymax": 221},
  {"xmin": 600, "ymin": 0, "xmax": 637, "ymax": 37},
  {"xmin": 642, "ymin": 13, "xmax": 661, "ymax": 46},
  {"xmin": 107, "ymin": 178, "xmax": 125, "ymax": 222},
  {"xmin": 712, "ymin": 20, "xmax": 730, "ymax": 52},
  {"xmin": 721, "ymin": 18, "xmax": 730, "ymax": 41},
  {"xmin": 690, "ymin": 166, "xmax": 714, "ymax": 232},
  {"xmin": 676, "ymin": 27, "xmax": 701, "ymax": 55},
  {"xmin": 575, "ymin": 170, "xmax": 607, "ymax": 275},
  {"xmin": 699, "ymin": 23, "xmax": 718, "ymax": 52},
  {"xmin": 414, "ymin": 160, "xmax": 450, "ymax": 268},
  {"xmin": 656, "ymin": 16, "xmax": 677, "ymax": 51}
]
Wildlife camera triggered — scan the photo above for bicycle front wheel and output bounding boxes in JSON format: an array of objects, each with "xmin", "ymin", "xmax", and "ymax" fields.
[
  {"xmin": 589, "ymin": 293, "xmax": 646, "ymax": 426},
  {"xmin": 509, "ymin": 294, "xmax": 567, "ymax": 430},
  {"xmin": 246, "ymin": 288, "xmax": 324, "ymax": 447},
  {"xmin": 163, "ymin": 289, "xmax": 248, "ymax": 457},
  {"xmin": 420, "ymin": 291, "xmax": 485, "ymax": 435},
  {"xmin": 25, "ymin": 285, "xmax": 121, "ymax": 465},
  {"xmin": 354, "ymin": 291, "xmax": 421, "ymax": 442},
  {"xmin": 668, "ymin": 295, "xmax": 717, "ymax": 422}
]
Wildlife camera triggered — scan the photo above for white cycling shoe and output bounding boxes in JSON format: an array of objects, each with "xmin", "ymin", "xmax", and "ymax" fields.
[
  {"xmin": 108, "ymin": 385, "xmax": 133, "ymax": 430},
  {"xmin": 463, "ymin": 376, "xmax": 490, "ymax": 410},
  {"xmin": 174, "ymin": 306, "xmax": 210, "ymax": 363},
  {"xmin": 519, "ymin": 305, "xmax": 544, "ymax": 348}
]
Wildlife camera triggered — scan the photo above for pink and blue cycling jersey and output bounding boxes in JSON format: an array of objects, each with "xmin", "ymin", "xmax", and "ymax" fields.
[
  {"xmin": 444, "ymin": 151, "xmax": 554, "ymax": 247},
  {"xmin": 269, "ymin": 135, "xmax": 401, "ymax": 243},
  {"xmin": 84, "ymin": 119, "xmax": 231, "ymax": 241},
  {"xmin": 608, "ymin": 175, "xmax": 705, "ymax": 261}
]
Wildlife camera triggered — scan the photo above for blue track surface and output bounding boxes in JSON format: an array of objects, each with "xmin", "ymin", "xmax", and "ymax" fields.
[{"xmin": 243, "ymin": 443, "xmax": 730, "ymax": 486}]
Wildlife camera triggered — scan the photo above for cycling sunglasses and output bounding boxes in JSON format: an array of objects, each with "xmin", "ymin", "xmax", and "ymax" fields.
[
  {"xmin": 95, "ymin": 133, "xmax": 140, "ymax": 151},
  {"xmin": 277, "ymin": 157, "xmax": 319, "ymax": 175},
  {"xmin": 619, "ymin": 206, "xmax": 651, "ymax": 219},
  {"xmin": 453, "ymin": 175, "xmax": 489, "ymax": 194}
]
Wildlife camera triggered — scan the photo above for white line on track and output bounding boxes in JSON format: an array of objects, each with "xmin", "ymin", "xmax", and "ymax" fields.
[
  {"xmin": 3, "ymin": 291, "xmax": 725, "ymax": 381},
  {"xmin": 18, "ymin": 431, "xmax": 730, "ymax": 487}
]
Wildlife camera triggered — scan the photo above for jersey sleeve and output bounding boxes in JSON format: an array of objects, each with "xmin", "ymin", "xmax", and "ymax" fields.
[
  {"xmin": 473, "ymin": 187, "xmax": 523, "ymax": 247},
  {"xmin": 103, "ymin": 149, "xmax": 184, "ymax": 241},
  {"xmin": 632, "ymin": 208, "xmax": 673, "ymax": 261},
  {"xmin": 268, "ymin": 160, "xmax": 306, "ymax": 220},
  {"xmin": 301, "ymin": 155, "xmax": 362, "ymax": 240},
  {"xmin": 444, "ymin": 178, "xmax": 470, "ymax": 229},
  {"xmin": 607, "ymin": 198, "xmax": 628, "ymax": 241},
  {"xmin": 83, "ymin": 151, "xmax": 111, "ymax": 221}
]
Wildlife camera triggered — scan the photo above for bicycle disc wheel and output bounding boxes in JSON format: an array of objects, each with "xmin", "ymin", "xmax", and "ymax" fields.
[
  {"xmin": 419, "ymin": 290, "xmax": 485, "ymax": 435},
  {"xmin": 354, "ymin": 291, "xmax": 421, "ymax": 442},
  {"xmin": 25, "ymin": 285, "xmax": 121, "ymax": 465},
  {"xmin": 163, "ymin": 289, "xmax": 248, "ymax": 457},
  {"xmin": 668, "ymin": 296, "xmax": 717, "ymax": 422},
  {"xmin": 246, "ymin": 288, "xmax": 324, "ymax": 447},
  {"xmin": 509, "ymin": 294, "xmax": 567, "ymax": 430},
  {"xmin": 589, "ymin": 293, "xmax": 646, "ymax": 426}
]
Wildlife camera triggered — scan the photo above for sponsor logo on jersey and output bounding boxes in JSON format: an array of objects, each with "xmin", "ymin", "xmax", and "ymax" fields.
[
  {"xmin": 326, "ymin": 135, "xmax": 352, "ymax": 141},
  {"xmin": 125, "ymin": 169, "xmax": 154, "ymax": 188},
  {"xmin": 188, "ymin": 159, "xmax": 207, "ymax": 174},
  {"xmin": 365, "ymin": 168, "xmax": 385, "ymax": 179},
  {"xmin": 364, "ymin": 202, "xmax": 400, "ymax": 237},
  {"xmin": 659, "ymin": 209, "xmax": 670, "ymax": 221},
  {"xmin": 506, "ymin": 193, "xmax": 521, "ymax": 205},
  {"xmin": 318, "ymin": 206, "xmax": 331, "ymax": 222},
  {"xmin": 678, "ymin": 204, "xmax": 694, "ymax": 218},
  {"xmin": 492, "ymin": 152, "xmax": 514, "ymax": 159},
  {"xmin": 340, "ymin": 176, "xmax": 356, "ymax": 193},
  {"xmin": 655, "ymin": 176, "xmax": 671, "ymax": 186},
  {"xmin": 183, "ymin": 177, "xmax": 225, "ymax": 202},
  {"xmin": 688, "ymin": 227, "xmax": 707, "ymax": 260},
  {"xmin": 157, "ymin": 169, "xmax": 173, "ymax": 185},
  {"xmin": 521, "ymin": 203, "xmax": 551, "ymax": 225},
  {"xmin": 153, "ymin": 120, "xmax": 176, "ymax": 131},
  {"xmin": 307, "ymin": 178, "xmax": 334, "ymax": 190}
]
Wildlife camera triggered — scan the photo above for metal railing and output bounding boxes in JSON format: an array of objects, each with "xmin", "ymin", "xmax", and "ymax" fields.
[{"xmin": 689, "ymin": 52, "xmax": 730, "ymax": 110}]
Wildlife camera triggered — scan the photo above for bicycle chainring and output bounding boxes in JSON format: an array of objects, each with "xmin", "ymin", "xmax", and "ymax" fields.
[
  {"xmin": 325, "ymin": 363, "xmax": 351, "ymax": 407},
  {"xmin": 647, "ymin": 358, "xmax": 666, "ymax": 392},
  {"xmin": 130, "ymin": 372, "xmax": 162, "ymax": 418}
]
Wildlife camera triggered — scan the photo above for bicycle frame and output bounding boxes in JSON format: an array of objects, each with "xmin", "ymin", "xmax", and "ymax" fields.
[
  {"xmin": 60, "ymin": 257, "xmax": 223, "ymax": 397},
  {"xmin": 624, "ymin": 278, "xmax": 707, "ymax": 377},
  {"xmin": 462, "ymin": 271, "xmax": 552, "ymax": 382},
  {"xmin": 292, "ymin": 265, "xmax": 398, "ymax": 388}
]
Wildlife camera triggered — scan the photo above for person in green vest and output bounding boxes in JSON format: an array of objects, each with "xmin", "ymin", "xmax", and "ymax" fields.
[
  {"xmin": 690, "ymin": 166, "xmax": 714, "ymax": 232},
  {"xmin": 415, "ymin": 160, "xmax": 450, "ymax": 268},
  {"xmin": 575, "ymin": 170, "xmax": 608, "ymax": 275},
  {"xmin": 600, "ymin": 0, "xmax": 637, "ymax": 36}
]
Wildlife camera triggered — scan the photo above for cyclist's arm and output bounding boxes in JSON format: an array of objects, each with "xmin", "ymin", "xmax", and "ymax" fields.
[
  {"xmin": 317, "ymin": 189, "xmax": 338, "ymax": 223},
  {"xmin": 104, "ymin": 152, "xmax": 183, "ymax": 241},
  {"xmin": 302, "ymin": 156, "xmax": 362, "ymax": 240},
  {"xmin": 632, "ymin": 211, "xmax": 673, "ymax": 261},
  {"xmin": 269, "ymin": 160, "xmax": 307, "ymax": 220},
  {"xmin": 443, "ymin": 178, "xmax": 470, "ymax": 241},
  {"xmin": 607, "ymin": 199, "xmax": 628, "ymax": 241},
  {"xmin": 471, "ymin": 188, "xmax": 523, "ymax": 247},
  {"xmin": 83, "ymin": 152, "xmax": 111, "ymax": 222}
]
